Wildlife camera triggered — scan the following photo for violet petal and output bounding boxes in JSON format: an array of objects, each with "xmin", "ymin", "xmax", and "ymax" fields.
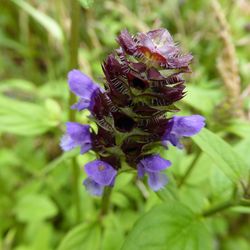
[
  {"xmin": 68, "ymin": 69, "xmax": 99, "ymax": 98},
  {"xmin": 60, "ymin": 134, "xmax": 76, "ymax": 151},
  {"xmin": 83, "ymin": 178, "xmax": 103, "ymax": 196},
  {"xmin": 84, "ymin": 160, "xmax": 117, "ymax": 186},
  {"xmin": 60, "ymin": 122, "xmax": 92, "ymax": 153},
  {"xmin": 137, "ymin": 162, "xmax": 146, "ymax": 178},
  {"xmin": 139, "ymin": 155, "xmax": 172, "ymax": 173},
  {"xmin": 148, "ymin": 172, "xmax": 168, "ymax": 191},
  {"xmin": 171, "ymin": 115, "xmax": 205, "ymax": 137}
]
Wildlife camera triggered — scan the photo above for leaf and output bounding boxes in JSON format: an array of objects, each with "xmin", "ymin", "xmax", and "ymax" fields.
[
  {"xmin": 183, "ymin": 86, "xmax": 222, "ymax": 114},
  {"xmin": 40, "ymin": 149, "xmax": 78, "ymax": 176},
  {"xmin": 222, "ymin": 237, "xmax": 250, "ymax": 250},
  {"xmin": 235, "ymin": 137, "xmax": 250, "ymax": 165},
  {"xmin": 57, "ymin": 222, "xmax": 101, "ymax": 250},
  {"xmin": 102, "ymin": 214, "xmax": 124, "ymax": 250},
  {"xmin": 11, "ymin": 0, "xmax": 63, "ymax": 42},
  {"xmin": 0, "ymin": 95, "xmax": 60, "ymax": 136},
  {"xmin": 0, "ymin": 79, "xmax": 36, "ymax": 93},
  {"xmin": 78, "ymin": 0, "xmax": 94, "ymax": 9},
  {"xmin": 156, "ymin": 174, "xmax": 179, "ymax": 202},
  {"xmin": 0, "ymin": 32, "xmax": 30, "ymax": 54},
  {"xmin": 226, "ymin": 119, "xmax": 250, "ymax": 138},
  {"xmin": 192, "ymin": 128, "xmax": 248, "ymax": 183},
  {"xmin": 15, "ymin": 194, "xmax": 58, "ymax": 223},
  {"xmin": 26, "ymin": 222, "xmax": 53, "ymax": 250},
  {"xmin": 122, "ymin": 202, "xmax": 212, "ymax": 250}
]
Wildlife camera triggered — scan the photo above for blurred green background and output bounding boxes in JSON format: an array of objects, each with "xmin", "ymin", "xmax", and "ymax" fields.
[{"xmin": 0, "ymin": 0, "xmax": 250, "ymax": 249}]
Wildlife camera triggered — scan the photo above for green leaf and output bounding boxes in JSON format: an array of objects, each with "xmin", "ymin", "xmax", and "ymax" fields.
[
  {"xmin": 39, "ymin": 149, "xmax": 78, "ymax": 176},
  {"xmin": 57, "ymin": 222, "xmax": 101, "ymax": 250},
  {"xmin": 15, "ymin": 194, "xmax": 58, "ymax": 223},
  {"xmin": 122, "ymin": 202, "xmax": 212, "ymax": 250},
  {"xmin": 226, "ymin": 119, "xmax": 250, "ymax": 138},
  {"xmin": 102, "ymin": 214, "xmax": 124, "ymax": 250},
  {"xmin": 26, "ymin": 222, "xmax": 53, "ymax": 250},
  {"xmin": 78, "ymin": 0, "xmax": 94, "ymax": 9},
  {"xmin": 222, "ymin": 237, "xmax": 250, "ymax": 250},
  {"xmin": 11, "ymin": 0, "xmax": 63, "ymax": 42},
  {"xmin": 235, "ymin": 137, "xmax": 250, "ymax": 166},
  {"xmin": 156, "ymin": 174, "xmax": 179, "ymax": 202},
  {"xmin": 183, "ymin": 86, "xmax": 222, "ymax": 114},
  {"xmin": 0, "ymin": 79, "xmax": 36, "ymax": 93},
  {"xmin": 192, "ymin": 128, "xmax": 248, "ymax": 183},
  {"xmin": 0, "ymin": 95, "xmax": 60, "ymax": 136}
]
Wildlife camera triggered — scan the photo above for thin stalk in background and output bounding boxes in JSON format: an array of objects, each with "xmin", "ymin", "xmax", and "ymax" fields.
[
  {"xmin": 202, "ymin": 198, "xmax": 250, "ymax": 217},
  {"xmin": 212, "ymin": 0, "xmax": 244, "ymax": 118},
  {"xmin": 99, "ymin": 187, "xmax": 113, "ymax": 217},
  {"xmin": 202, "ymin": 200, "xmax": 237, "ymax": 217},
  {"xmin": 68, "ymin": 0, "xmax": 81, "ymax": 223},
  {"xmin": 178, "ymin": 149, "xmax": 202, "ymax": 188}
]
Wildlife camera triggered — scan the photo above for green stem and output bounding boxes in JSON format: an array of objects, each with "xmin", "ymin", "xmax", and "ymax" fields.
[
  {"xmin": 202, "ymin": 198, "xmax": 250, "ymax": 217},
  {"xmin": 178, "ymin": 149, "xmax": 201, "ymax": 188},
  {"xmin": 239, "ymin": 198, "xmax": 250, "ymax": 207},
  {"xmin": 69, "ymin": 0, "xmax": 81, "ymax": 223},
  {"xmin": 100, "ymin": 187, "xmax": 112, "ymax": 217},
  {"xmin": 202, "ymin": 200, "xmax": 237, "ymax": 217},
  {"xmin": 72, "ymin": 157, "xmax": 81, "ymax": 222}
]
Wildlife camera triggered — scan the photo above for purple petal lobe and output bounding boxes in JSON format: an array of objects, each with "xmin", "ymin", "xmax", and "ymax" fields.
[
  {"xmin": 60, "ymin": 134, "xmax": 76, "ymax": 151},
  {"xmin": 147, "ymin": 28, "xmax": 173, "ymax": 45},
  {"xmin": 148, "ymin": 172, "xmax": 168, "ymax": 191},
  {"xmin": 139, "ymin": 154, "xmax": 172, "ymax": 173},
  {"xmin": 66, "ymin": 122, "xmax": 91, "ymax": 141},
  {"xmin": 68, "ymin": 69, "xmax": 99, "ymax": 98},
  {"xmin": 83, "ymin": 178, "xmax": 103, "ymax": 196},
  {"xmin": 171, "ymin": 115, "xmax": 205, "ymax": 137},
  {"xmin": 60, "ymin": 122, "xmax": 92, "ymax": 153},
  {"xmin": 84, "ymin": 160, "xmax": 117, "ymax": 186},
  {"xmin": 166, "ymin": 133, "xmax": 184, "ymax": 149},
  {"xmin": 137, "ymin": 162, "xmax": 145, "ymax": 178},
  {"xmin": 71, "ymin": 98, "xmax": 90, "ymax": 111},
  {"xmin": 162, "ymin": 115, "xmax": 205, "ymax": 148},
  {"xmin": 138, "ymin": 33, "xmax": 155, "ymax": 51},
  {"xmin": 80, "ymin": 143, "xmax": 92, "ymax": 154}
]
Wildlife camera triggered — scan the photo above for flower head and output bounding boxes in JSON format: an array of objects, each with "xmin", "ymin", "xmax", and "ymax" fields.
[
  {"xmin": 117, "ymin": 28, "xmax": 192, "ymax": 69},
  {"xmin": 60, "ymin": 122, "xmax": 92, "ymax": 154},
  {"xmin": 83, "ymin": 160, "xmax": 117, "ymax": 196},
  {"xmin": 162, "ymin": 115, "xmax": 205, "ymax": 149},
  {"xmin": 137, "ymin": 155, "xmax": 171, "ymax": 191},
  {"xmin": 61, "ymin": 28, "xmax": 205, "ymax": 195},
  {"xmin": 68, "ymin": 69, "xmax": 100, "ymax": 111}
]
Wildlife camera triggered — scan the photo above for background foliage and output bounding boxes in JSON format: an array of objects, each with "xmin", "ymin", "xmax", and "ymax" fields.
[{"xmin": 0, "ymin": 0, "xmax": 250, "ymax": 249}]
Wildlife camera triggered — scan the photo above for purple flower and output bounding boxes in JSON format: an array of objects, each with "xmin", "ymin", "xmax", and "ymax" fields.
[
  {"xmin": 68, "ymin": 69, "xmax": 100, "ymax": 111},
  {"xmin": 60, "ymin": 122, "xmax": 92, "ymax": 154},
  {"xmin": 137, "ymin": 155, "xmax": 171, "ymax": 191},
  {"xmin": 117, "ymin": 29, "xmax": 192, "ymax": 69},
  {"xmin": 163, "ymin": 115, "xmax": 205, "ymax": 149},
  {"xmin": 61, "ymin": 30, "xmax": 206, "ymax": 196},
  {"xmin": 83, "ymin": 160, "xmax": 117, "ymax": 196}
]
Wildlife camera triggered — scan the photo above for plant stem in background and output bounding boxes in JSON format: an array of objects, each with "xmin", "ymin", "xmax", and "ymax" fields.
[
  {"xmin": 212, "ymin": 0, "xmax": 244, "ymax": 118},
  {"xmin": 69, "ymin": 0, "xmax": 81, "ymax": 223},
  {"xmin": 99, "ymin": 187, "xmax": 112, "ymax": 217},
  {"xmin": 202, "ymin": 198, "xmax": 250, "ymax": 217},
  {"xmin": 202, "ymin": 200, "xmax": 237, "ymax": 217},
  {"xmin": 69, "ymin": 0, "xmax": 80, "ymax": 119},
  {"xmin": 178, "ymin": 149, "xmax": 202, "ymax": 188}
]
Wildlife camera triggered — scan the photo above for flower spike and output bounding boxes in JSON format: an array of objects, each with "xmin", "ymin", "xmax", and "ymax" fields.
[{"xmin": 61, "ymin": 28, "xmax": 205, "ymax": 195}]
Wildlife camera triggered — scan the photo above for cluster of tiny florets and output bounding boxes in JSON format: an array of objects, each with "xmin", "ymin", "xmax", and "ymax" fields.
[{"xmin": 61, "ymin": 29, "xmax": 205, "ymax": 196}]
